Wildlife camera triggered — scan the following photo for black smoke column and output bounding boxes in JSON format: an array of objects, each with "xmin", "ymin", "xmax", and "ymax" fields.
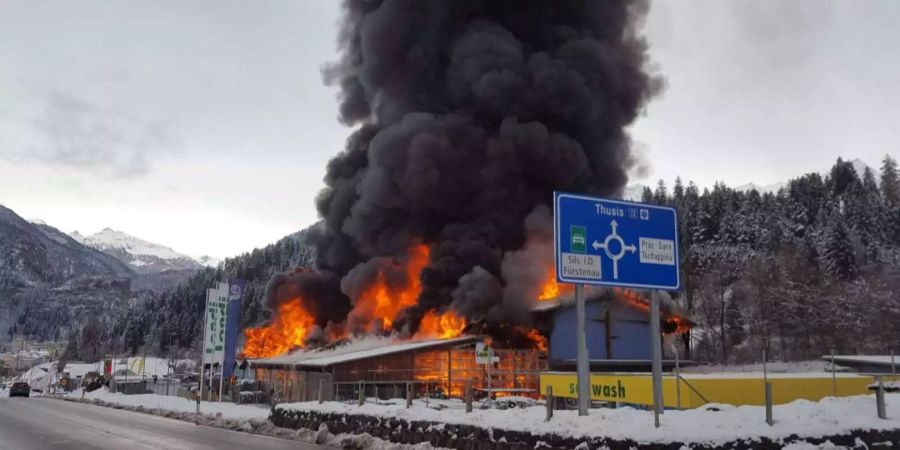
[{"xmin": 292, "ymin": 0, "xmax": 661, "ymax": 330}]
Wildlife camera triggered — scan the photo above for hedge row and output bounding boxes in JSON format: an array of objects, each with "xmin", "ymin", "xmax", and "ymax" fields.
[{"xmin": 270, "ymin": 407, "xmax": 899, "ymax": 450}]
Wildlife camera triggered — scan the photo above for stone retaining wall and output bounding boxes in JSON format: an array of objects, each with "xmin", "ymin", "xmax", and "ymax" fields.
[{"xmin": 270, "ymin": 407, "xmax": 899, "ymax": 450}]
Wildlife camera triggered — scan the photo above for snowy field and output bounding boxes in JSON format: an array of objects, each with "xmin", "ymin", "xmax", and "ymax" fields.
[{"xmin": 278, "ymin": 394, "xmax": 900, "ymax": 446}]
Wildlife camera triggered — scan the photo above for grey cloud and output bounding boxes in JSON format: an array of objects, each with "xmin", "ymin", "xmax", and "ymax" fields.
[{"xmin": 10, "ymin": 92, "xmax": 179, "ymax": 178}]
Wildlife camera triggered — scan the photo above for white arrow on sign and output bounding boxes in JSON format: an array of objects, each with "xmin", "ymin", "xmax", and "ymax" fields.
[{"xmin": 592, "ymin": 220, "xmax": 637, "ymax": 280}]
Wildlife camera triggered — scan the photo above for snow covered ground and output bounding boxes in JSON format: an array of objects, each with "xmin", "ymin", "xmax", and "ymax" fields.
[
  {"xmin": 683, "ymin": 360, "xmax": 840, "ymax": 374},
  {"xmin": 67, "ymin": 388, "xmax": 271, "ymax": 420},
  {"xmin": 55, "ymin": 389, "xmax": 441, "ymax": 450},
  {"xmin": 50, "ymin": 387, "xmax": 900, "ymax": 448},
  {"xmin": 278, "ymin": 394, "xmax": 900, "ymax": 446},
  {"xmin": 18, "ymin": 357, "xmax": 192, "ymax": 384}
]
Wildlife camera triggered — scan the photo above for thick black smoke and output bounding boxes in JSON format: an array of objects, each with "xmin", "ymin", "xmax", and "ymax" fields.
[
  {"xmin": 264, "ymin": 269, "xmax": 351, "ymax": 326},
  {"xmin": 278, "ymin": 0, "xmax": 661, "ymax": 332}
]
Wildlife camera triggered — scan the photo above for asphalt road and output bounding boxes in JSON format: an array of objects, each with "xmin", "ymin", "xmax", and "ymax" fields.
[{"xmin": 0, "ymin": 396, "xmax": 330, "ymax": 450}]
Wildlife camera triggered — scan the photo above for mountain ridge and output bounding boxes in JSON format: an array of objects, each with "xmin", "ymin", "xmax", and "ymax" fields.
[{"xmin": 69, "ymin": 228, "xmax": 210, "ymax": 274}]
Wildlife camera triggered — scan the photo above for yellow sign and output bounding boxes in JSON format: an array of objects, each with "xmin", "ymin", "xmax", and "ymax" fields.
[
  {"xmin": 541, "ymin": 371, "xmax": 897, "ymax": 408},
  {"xmin": 542, "ymin": 372, "xmax": 661, "ymax": 406}
]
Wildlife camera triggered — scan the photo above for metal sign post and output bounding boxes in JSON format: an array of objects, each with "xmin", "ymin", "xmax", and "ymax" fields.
[
  {"xmin": 891, "ymin": 350, "xmax": 897, "ymax": 381},
  {"xmin": 475, "ymin": 342, "xmax": 499, "ymax": 409},
  {"xmin": 198, "ymin": 288, "xmax": 211, "ymax": 413},
  {"xmin": 831, "ymin": 349, "xmax": 837, "ymax": 397},
  {"xmin": 553, "ymin": 192, "xmax": 681, "ymax": 425},
  {"xmin": 575, "ymin": 283, "xmax": 590, "ymax": 416},
  {"xmin": 487, "ymin": 350, "xmax": 493, "ymax": 409},
  {"xmin": 674, "ymin": 345, "xmax": 681, "ymax": 410},
  {"xmin": 649, "ymin": 291, "xmax": 664, "ymax": 427}
]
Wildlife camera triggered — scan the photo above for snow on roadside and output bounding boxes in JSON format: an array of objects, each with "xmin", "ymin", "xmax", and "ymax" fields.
[
  {"xmin": 278, "ymin": 394, "xmax": 900, "ymax": 446},
  {"xmin": 70, "ymin": 388, "xmax": 270, "ymax": 420},
  {"xmin": 56, "ymin": 389, "xmax": 446, "ymax": 449},
  {"xmin": 781, "ymin": 442, "xmax": 854, "ymax": 450},
  {"xmin": 328, "ymin": 432, "xmax": 447, "ymax": 450}
]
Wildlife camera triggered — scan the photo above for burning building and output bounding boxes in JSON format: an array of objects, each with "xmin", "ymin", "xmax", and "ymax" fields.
[
  {"xmin": 535, "ymin": 288, "xmax": 693, "ymax": 372},
  {"xmin": 245, "ymin": 287, "xmax": 692, "ymax": 404},
  {"xmin": 242, "ymin": 0, "xmax": 664, "ymax": 400},
  {"xmin": 248, "ymin": 335, "xmax": 547, "ymax": 403}
]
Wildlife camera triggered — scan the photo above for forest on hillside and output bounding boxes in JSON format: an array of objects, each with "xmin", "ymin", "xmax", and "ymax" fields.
[
  {"xmin": 652, "ymin": 157, "xmax": 900, "ymax": 363},
  {"xmin": 60, "ymin": 157, "xmax": 900, "ymax": 365},
  {"xmin": 59, "ymin": 232, "xmax": 314, "ymax": 362}
]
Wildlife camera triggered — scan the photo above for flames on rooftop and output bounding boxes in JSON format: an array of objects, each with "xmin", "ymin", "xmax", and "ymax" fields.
[{"xmin": 242, "ymin": 257, "xmax": 690, "ymax": 359}]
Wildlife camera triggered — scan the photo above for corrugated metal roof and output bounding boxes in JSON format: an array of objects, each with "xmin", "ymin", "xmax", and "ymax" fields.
[
  {"xmin": 249, "ymin": 335, "xmax": 481, "ymax": 368},
  {"xmin": 824, "ymin": 355, "xmax": 899, "ymax": 367}
]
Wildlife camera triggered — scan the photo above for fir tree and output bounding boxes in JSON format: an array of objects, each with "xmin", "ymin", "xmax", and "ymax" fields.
[
  {"xmin": 820, "ymin": 217, "xmax": 856, "ymax": 281},
  {"xmin": 828, "ymin": 157, "xmax": 858, "ymax": 197},
  {"xmin": 881, "ymin": 155, "xmax": 900, "ymax": 208},
  {"xmin": 673, "ymin": 177, "xmax": 685, "ymax": 203},
  {"xmin": 641, "ymin": 186, "xmax": 653, "ymax": 203},
  {"xmin": 653, "ymin": 180, "xmax": 668, "ymax": 204}
]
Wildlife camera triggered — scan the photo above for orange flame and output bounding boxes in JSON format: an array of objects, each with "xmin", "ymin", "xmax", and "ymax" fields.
[
  {"xmin": 538, "ymin": 265, "xmax": 575, "ymax": 301},
  {"xmin": 242, "ymin": 300, "xmax": 315, "ymax": 358},
  {"xmin": 414, "ymin": 309, "xmax": 467, "ymax": 340},
  {"xmin": 523, "ymin": 327, "xmax": 548, "ymax": 352},
  {"xmin": 350, "ymin": 244, "xmax": 430, "ymax": 332},
  {"xmin": 614, "ymin": 288, "xmax": 692, "ymax": 335}
]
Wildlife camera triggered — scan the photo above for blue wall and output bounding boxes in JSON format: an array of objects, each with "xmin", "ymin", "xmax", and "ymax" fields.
[{"xmin": 549, "ymin": 299, "xmax": 652, "ymax": 361}]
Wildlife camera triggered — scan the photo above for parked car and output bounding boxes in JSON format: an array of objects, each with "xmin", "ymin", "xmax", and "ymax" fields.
[
  {"xmin": 9, "ymin": 382, "xmax": 30, "ymax": 398},
  {"xmin": 493, "ymin": 396, "xmax": 535, "ymax": 410}
]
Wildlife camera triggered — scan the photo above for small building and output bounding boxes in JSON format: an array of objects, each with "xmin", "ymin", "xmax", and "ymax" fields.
[
  {"xmin": 248, "ymin": 335, "xmax": 547, "ymax": 403},
  {"xmin": 109, "ymin": 377, "xmax": 149, "ymax": 395},
  {"xmin": 533, "ymin": 290, "xmax": 692, "ymax": 371},
  {"xmin": 824, "ymin": 355, "xmax": 900, "ymax": 374}
]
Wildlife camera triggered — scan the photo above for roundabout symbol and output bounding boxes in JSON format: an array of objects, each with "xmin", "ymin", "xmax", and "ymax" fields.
[{"xmin": 592, "ymin": 220, "xmax": 636, "ymax": 279}]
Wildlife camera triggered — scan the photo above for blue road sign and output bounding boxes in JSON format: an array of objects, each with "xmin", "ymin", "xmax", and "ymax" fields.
[{"xmin": 554, "ymin": 192, "xmax": 680, "ymax": 290}]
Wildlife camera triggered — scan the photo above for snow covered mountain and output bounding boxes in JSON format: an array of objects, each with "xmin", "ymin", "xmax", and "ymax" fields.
[
  {"xmin": 0, "ymin": 206, "xmax": 134, "ymax": 289},
  {"xmin": 734, "ymin": 181, "xmax": 787, "ymax": 195},
  {"xmin": 621, "ymin": 184, "xmax": 646, "ymax": 201},
  {"xmin": 70, "ymin": 228, "xmax": 205, "ymax": 274},
  {"xmin": 849, "ymin": 158, "xmax": 874, "ymax": 179},
  {"xmin": 193, "ymin": 255, "xmax": 222, "ymax": 268},
  {"xmin": 0, "ymin": 204, "xmax": 138, "ymax": 341}
]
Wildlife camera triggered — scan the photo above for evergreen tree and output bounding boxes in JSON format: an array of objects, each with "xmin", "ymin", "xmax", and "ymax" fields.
[
  {"xmin": 828, "ymin": 157, "xmax": 859, "ymax": 197},
  {"xmin": 844, "ymin": 168, "xmax": 885, "ymax": 263},
  {"xmin": 653, "ymin": 180, "xmax": 668, "ymax": 204},
  {"xmin": 881, "ymin": 155, "xmax": 900, "ymax": 208},
  {"xmin": 58, "ymin": 330, "xmax": 81, "ymax": 371},
  {"xmin": 673, "ymin": 177, "xmax": 684, "ymax": 203},
  {"xmin": 820, "ymin": 217, "xmax": 856, "ymax": 281},
  {"xmin": 80, "ymin": 316, "xmax": 102, "ymax": 363},
  {"xmin": 641, "ymin": 186, "xmax": 653, "ymax": 203}
]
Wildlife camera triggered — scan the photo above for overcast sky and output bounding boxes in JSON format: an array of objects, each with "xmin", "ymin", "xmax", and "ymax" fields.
[{"xmin": 2, "ymin": 1, "xmax": 899, "ymax": 258}]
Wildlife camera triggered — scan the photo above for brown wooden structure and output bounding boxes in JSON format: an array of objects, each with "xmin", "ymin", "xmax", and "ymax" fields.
[{"xmin": 249, "ymin": 335, "xmax": 547, "ymax": 403}]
